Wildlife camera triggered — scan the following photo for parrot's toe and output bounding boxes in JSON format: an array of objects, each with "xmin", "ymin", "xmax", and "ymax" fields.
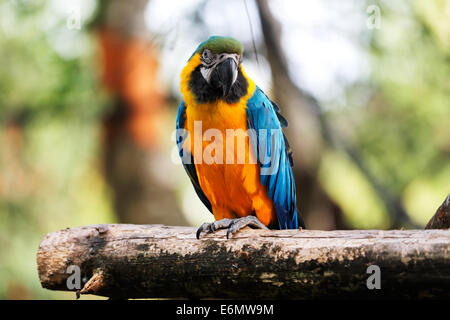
[
  {"xmin": 196, "ymin": 219, "xmax": 232, "ymax": 239},
  {"xmin": 225, "ymin": 216, "xmax": 268, "ymax": 239},
  {"xmin": 196, "ymin": 222, "xmax": 212, "ymax": 239},
  {"xmin": 196, "ymin": 216, "xmax": 267, "ymax": 239}
]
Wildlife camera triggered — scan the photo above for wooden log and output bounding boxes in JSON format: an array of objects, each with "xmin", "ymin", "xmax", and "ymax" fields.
[
  {"xmin": 36, "ymin": 224, "xmax": 450, "ymax": 299},
  {"xmin": 426, "ymin": 194, "xmax": 450, "ymax": 229}
]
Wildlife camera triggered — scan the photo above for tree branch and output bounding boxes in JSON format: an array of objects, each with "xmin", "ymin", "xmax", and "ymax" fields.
[{"xmin": 37, "ymin": 224, "xmax": 450, "ymax": 299}]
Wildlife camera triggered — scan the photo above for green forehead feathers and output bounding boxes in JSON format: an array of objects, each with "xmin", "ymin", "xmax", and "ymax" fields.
[{"xmin": 196, "ymin": 36, "xmax": 244, "ymax": 55}]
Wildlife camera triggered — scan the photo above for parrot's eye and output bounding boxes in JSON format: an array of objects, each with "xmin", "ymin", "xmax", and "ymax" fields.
[{"xmin": 201, "ymin": 49, "xmax": 213, "ymax": 65}]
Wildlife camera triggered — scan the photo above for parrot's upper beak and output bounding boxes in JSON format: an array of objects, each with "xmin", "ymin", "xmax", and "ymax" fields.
[{"xmin": 211, "ymin": 58, "xmax": 238, "ymax": 97}]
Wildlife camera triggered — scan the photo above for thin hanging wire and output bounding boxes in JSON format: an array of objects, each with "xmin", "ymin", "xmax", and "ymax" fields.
[{"xmin": 244, "ymin": 0, "xmax": 260, "ymax": 66}]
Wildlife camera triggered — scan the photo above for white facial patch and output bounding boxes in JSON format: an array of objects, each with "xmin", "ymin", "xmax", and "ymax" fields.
[
  {"xmin": 200, "ymin": 53, "xmax": 240, "ymax": 84},
  {"xmin": 200, "ymin": 67, "xmax": 214, "ymax": 84}
]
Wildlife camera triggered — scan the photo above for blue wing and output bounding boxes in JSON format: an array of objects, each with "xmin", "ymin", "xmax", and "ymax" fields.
[
  {"xmin": 246, "ymin": 87, "xmax": 304, "ymax": 229},
  {"xmin": 176, "ymin": 100, "xmax": 213, "ymax": 213}
]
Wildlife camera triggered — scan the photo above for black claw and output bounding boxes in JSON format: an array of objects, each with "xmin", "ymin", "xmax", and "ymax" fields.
[
  {"xmin": 196, "ymin": 224, "xmax": 207, "ymax": 239},
  {"xmin": 197, "ymin": 222, "xmax": 215, "ymax": 239}
]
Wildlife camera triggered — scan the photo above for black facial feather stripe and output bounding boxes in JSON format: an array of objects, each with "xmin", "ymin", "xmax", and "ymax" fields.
[{"xmin": 188, "ymin": 65, "xmax": 248, "ymax": 104}]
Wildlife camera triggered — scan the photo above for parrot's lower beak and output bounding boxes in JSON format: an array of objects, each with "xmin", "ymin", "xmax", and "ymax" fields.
[{"xmin": 211, "ymin": 58, "xmax": 238, "ymax": 98}]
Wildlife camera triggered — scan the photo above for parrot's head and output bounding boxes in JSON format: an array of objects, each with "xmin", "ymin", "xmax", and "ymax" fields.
[{"xmin": 181, "ymin": 36, "xmax": 249, "ymax": 104}]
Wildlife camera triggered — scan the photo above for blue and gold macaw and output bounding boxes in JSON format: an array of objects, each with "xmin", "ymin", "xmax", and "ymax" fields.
[{"xmin": 176, "ymin": 36, "xmax": 305, "ymax": 238}]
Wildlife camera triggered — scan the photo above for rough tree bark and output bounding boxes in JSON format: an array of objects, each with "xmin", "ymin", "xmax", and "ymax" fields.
[{"xmin": 37, "ymin": 224, "xmax": 450, "ymax": 299}]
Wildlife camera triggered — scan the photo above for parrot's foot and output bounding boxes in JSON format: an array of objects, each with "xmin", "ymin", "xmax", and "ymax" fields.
[{"xmin": 196, "ymin": 216, "xmax": 268, "ymax": 239}]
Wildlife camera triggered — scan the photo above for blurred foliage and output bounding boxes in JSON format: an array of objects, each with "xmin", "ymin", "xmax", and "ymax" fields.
[
  {"xmin": 0, "ymin": 0, "xmax": 448, "ymax": 299},
  {"xmin": 321, "ymin": 0, "xmax": 450, "ymax": 227},
  {"xmin": 0, "ymin": 0, "xmax": 115, "ymax": 299}
]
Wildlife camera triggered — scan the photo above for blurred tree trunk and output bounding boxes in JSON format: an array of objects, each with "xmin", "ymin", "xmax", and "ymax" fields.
[
  {"xmin": 256, "ymin": 0, "xmax": 415, "ymax": 229},
  {"xmin": 95, "ymin": 0, "xmax": 188, "ymax": 225},
  {"xmin": 256, "ymin": 0, "xmax": 347, "ymax": 230}
]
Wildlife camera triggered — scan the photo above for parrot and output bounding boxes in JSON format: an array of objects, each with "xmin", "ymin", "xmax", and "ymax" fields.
[{"xmin": 176, "ymin": 36, "xmax": 305, "ymax": 239}]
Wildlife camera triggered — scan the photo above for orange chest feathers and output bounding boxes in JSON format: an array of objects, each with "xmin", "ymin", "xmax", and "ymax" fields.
[
  {"xmin": 183, "ymin": 99, "xmax": 276, "ymax": 226},
  {"xmin": 180, "ymin": 53, "xmax": 276, "ymax": 225}
]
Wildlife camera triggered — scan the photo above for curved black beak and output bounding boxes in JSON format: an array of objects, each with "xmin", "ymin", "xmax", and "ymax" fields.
[{"xmin": 211, "ymin": 58, "xmax": 238, "ymax": 97}]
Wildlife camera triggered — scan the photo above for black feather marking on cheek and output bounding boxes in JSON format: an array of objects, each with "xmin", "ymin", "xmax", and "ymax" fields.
[
  {"xmin": 188, "ymin": 67, "xmax": 215, "ymax": 103},
  {"xmin": 188, "ymin": 66, "xmax": 248, "ymax": 104},
  {"xmin": 225, "ymin": 70, "xmax": 248, "ymax": 104}
]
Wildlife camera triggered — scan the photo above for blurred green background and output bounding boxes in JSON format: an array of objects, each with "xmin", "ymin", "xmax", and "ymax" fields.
[{"xmin": 0, "ymin": 0, "xmax": 448, "ymax": 299}]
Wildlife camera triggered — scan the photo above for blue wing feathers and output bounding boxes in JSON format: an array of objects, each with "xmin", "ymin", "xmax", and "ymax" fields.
[{"xmin": 246, "ymin": 87, "xmax": 303, "ymax": 229}]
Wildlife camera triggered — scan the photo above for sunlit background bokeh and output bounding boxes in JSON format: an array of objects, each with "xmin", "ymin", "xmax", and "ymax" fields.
[{"xmin": 0, "ymin": 0, "xmax": 449, "ymax": 299}]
